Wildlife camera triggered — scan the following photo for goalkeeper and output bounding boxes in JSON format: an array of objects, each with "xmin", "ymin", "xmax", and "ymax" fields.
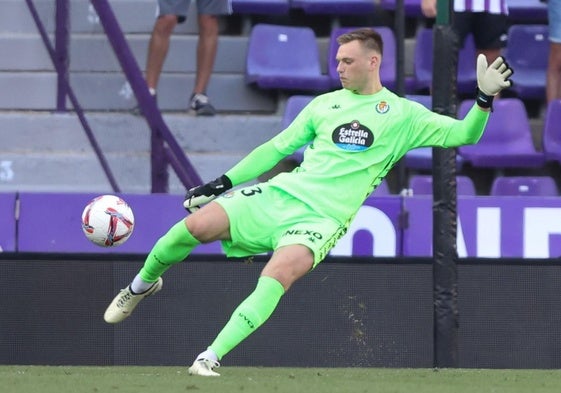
[{"xmin": 104, "ymin": 28, "xmax": 513, "ymax": 376}]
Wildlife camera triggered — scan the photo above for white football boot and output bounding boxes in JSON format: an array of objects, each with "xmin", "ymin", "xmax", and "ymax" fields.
[
  {"xmin": 188, "ymin": 358, "xmax": 221, "ymax": 377},
  {"xmin": 103, "ymin": 277, "xmax": 163, "ymax": 323}
]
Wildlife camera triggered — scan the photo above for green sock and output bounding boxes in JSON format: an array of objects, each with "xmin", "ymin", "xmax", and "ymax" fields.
[
  {"xmin": 139, "ymin": 220, "xmax": 200, "ymax": 282},
  {"xmin": 209, "ymin": 276, "xmax": 285, "ymax": 360}
]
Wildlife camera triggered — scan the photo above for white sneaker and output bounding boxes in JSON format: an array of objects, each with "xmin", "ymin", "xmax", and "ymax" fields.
[
  {"xmin": 103, "ymin": 277, "xmax": 163, "ymax": 324},
  {"xmin": 188, "ymin": 358, "xmax": 221, "ymax": 377}
]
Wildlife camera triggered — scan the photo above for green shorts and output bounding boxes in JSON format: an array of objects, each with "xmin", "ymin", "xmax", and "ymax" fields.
[{"xmin": 215, "ymin": 183, "xmax": 347, "ymax": 268}]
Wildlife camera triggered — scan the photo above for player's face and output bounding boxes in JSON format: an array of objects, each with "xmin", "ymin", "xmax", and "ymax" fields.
[{"xmin": 335, "ymin": 40, "xmax": 379, "ymax": 94}]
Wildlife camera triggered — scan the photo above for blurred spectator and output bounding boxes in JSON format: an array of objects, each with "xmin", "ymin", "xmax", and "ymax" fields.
[
  {"xmin": 144, "ymin": 0, "xmax": 232, "ymax": 116},
  {"xmin": 546, "ymin": 0, "xmax": 561, "ymax": 103},
  {"xmin": 421, "ymin": 0, "xmax": 508, "ymax": 65}
]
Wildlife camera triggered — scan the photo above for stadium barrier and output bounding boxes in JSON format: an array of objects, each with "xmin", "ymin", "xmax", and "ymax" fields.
[
  {"xmin": 3, "ymin": 192, "xmax": 561, "ymax": 367},
  {"xmin": 2, "ymin": 192, "xmax": 561, "ymax": 258},
  {"xmin": 1, "ymin": 254, "xmax": 561, "ymax": 368}
]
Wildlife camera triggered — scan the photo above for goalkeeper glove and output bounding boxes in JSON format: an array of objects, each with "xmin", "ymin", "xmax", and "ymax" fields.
[
  {"xmin": 183, "ymin": 175, "xmax": 232, "ymax": 212},
  {"xmin": 475, "ymin": 54, "xmax": 514, "ymax": 109}
]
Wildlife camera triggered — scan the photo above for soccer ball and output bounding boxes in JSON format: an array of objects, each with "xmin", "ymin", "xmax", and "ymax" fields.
[{"xmin": 81, "ymin": 195, "xmax": 135, "ymax": 247}]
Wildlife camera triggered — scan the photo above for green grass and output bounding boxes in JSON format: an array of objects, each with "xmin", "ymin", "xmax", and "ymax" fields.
[{"xmin": 2, "ymin": 366, "xmax": 561, "ymax": 393}]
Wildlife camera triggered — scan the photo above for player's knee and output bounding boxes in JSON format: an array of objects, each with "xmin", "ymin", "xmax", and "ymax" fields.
[
  {"xmin": 185, "ymin": 214, "xmax": 225, "ymax": 243},
  {"xmin": 185, "ymin": 216, "xmax": 206, "ymax": 242},
  {"xmin": 262, "ymin": 254, "xmax": 314, "ymax": 291}
]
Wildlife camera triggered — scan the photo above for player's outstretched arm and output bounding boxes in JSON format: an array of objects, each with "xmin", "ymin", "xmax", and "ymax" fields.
[
  {"xmin": 183, "ymin": 139, "xmax": 288, "ymax": 212},
  {"xmin": 475, "ymin": 54, "xmax": 514, "ymax": 110},
  {"xmin": 429, "ymin": 56, "xmax": 514, "ymax": 148}
]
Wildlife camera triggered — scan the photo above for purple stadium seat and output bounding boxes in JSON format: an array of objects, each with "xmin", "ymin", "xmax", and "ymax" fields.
[
  {"xmin": 403, "ymin": 95, "xmax": 464, "ymax": 170},
  {"xmin": 403, "ymin": 147, "xmax": 434, "ymax": 170},
  {"xmin": 490, "ymin": 176, "xmax": 559, "ymax": 196},
  {"xmin": 291, "ymin": 0, "xmax": 376, "ymax": 14},
  {"xmin": 542, "ymin": 99, "xmax": 561, "ymax": 163},
  {"xmin": 413, "ymin": 28, "xmax": 477, "ymax": 95},
  {"xmin": 328, "ymin": 26, "xmax": 396, "ymax": 90},
  {"xmin": 404, "ymin": 149, "xmax": 464, "ymax": 171},
  {"xmin": 245, "ymin": 24, "xmax": 332, "ymax": 92},
  {"xmin": 232, "ymin": 0, "xmax": 290, "ymax": 14},
  {"xmin": 378, "ymin": 0, "xmax": 424, "ymax": 17},
  {"xmin": 507, "ymin": 0, "xmax": 548, "ymax": 23},
  {"xmin": 504, "ymin": 24, "xmax": 548, "ymax": 100},
  {"xmin": 373, "ymin": 179, "xmax": 391, "ymax": 196},
  {"xmin": 409, "ymin": 175, "xmax": 476, "ymax": 196},
  {"xmin": 457, "ymin": 99, "xmax": 545, "ymax": 168}
]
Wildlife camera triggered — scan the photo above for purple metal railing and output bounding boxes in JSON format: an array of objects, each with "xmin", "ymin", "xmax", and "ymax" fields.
[
  {"xmin": 26, "ymin": 0, "xmax": 121, "ymax": 192},
  {"xmin": 54, "ymin": 0, "xmax": 69, "ymax": 111},
  {"xmin": 90, "ymin": 0, "xmax": 203, "ymax": 192},
  {"xmin": 25, "ymin": 0, "xmax": 203, "ymax": 193}
]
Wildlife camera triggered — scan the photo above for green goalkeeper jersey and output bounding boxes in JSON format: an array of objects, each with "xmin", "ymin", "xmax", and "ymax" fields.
[{"xmin": 226, "ymin": 87, "xmax": 489, "ymax": 227}]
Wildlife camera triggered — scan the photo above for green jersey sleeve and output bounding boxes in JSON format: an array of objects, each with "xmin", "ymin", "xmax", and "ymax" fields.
[
  {"xmin": 443, "ymin": 103, "xmax": 490, "ymax": 146},
  {"xmin": 404, "ymin": 100, "xmax": 490, "ymax": 148},
  {"xmin": 224, "ymin": 98, "xmax": 318, "ymax": 186},
  {"xmin": 224, "ymin": 140, "xmax": 287, "ymax": 186}
]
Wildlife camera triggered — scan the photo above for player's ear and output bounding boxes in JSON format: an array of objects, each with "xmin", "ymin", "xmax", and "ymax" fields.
[{"xmin": 370, "ymin": 54, "xmax": 381, "ymax": 69}]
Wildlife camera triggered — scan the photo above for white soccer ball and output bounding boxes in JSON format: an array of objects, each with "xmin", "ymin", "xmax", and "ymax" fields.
[{"xmin": 81, "ymin": 194, "xmax": 135, "ymax": 247}]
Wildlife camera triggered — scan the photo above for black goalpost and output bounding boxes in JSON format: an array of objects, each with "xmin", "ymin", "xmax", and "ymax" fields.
[{"xmin": 431, "ymin": 0, "xmax": 460, "ymax": 368}]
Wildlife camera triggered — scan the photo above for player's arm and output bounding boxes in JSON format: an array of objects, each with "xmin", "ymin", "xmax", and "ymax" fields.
[
  {"xmin": 227, "ymin": 140, "xmax": 289, "ymax": 184},
  {"xmin": 444, "ymin": 55, "xmax": 514, "ymax": 146},
  {"xmin": 405, "ymin": 55, "xmax": 513, "ymax": 148},
  {"xmin": 184, "ymin": 100, "xmax": 317, "ymax": 211},
  {"xmin": 183, "ymin": 140, "xmax": 287, "ymax": 211},
  {"xmin": 183, "ymin": 105, "xmax": 316, "ymax": 211}
]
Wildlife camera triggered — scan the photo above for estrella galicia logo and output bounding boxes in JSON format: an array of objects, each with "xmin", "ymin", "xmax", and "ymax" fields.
[
  {"xmin": 332, "ymin": 120, "xmax": 374, "ymax": 151},
  {"xmin": 375, "ymin": 101, "xmax": 390, "ymax": 114}
]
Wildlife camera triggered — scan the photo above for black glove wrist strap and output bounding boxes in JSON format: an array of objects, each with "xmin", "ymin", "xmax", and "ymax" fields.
[
  {"xmin": 215, "ymin": 175, "xmax": 232, "ymax": 192},
  {"xmin": 476, "ymin": 88, "xmax": 494, "ymax": 110},
  {"xmin": 202, "ymin": 175, "xmax": 232, "ymax": 196}
]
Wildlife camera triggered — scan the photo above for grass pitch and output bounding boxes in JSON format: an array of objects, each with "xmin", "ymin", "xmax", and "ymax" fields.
[{"xmin": 2, "ymin": 366, "xmax": 561, "ymax": 393}]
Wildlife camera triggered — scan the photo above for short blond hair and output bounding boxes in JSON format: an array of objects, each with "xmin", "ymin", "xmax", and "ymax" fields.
[{"xmin": 336, "ymin": 28, "xmax": 384, "ymax": 56}]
